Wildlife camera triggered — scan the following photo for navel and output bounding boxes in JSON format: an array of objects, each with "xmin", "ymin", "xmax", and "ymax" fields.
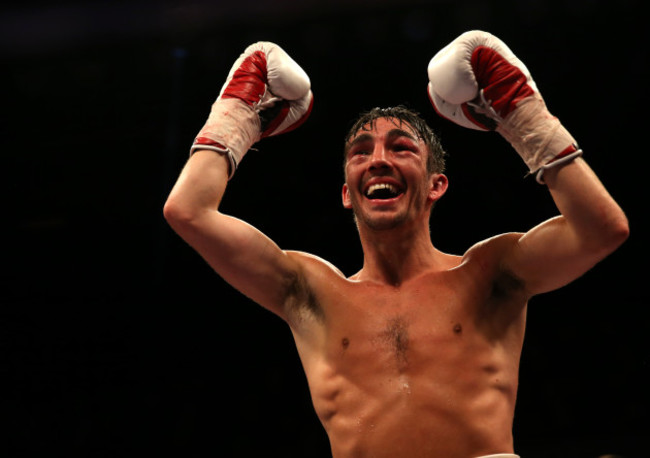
[
  {"xmin": 453, "ymin": 323, "xmax": 462, "ymax": 335},
  {"xmin": 341, "ymin": 337, "xmax": 350, "ymax": 349}
]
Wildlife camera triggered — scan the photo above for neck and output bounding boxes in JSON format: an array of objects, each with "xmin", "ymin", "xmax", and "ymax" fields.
[{"xmin": 353, "ymin": 218, "xmax": 445, "ymax": 286}]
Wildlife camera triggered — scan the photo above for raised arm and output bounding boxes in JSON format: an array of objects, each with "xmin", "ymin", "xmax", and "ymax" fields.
[
  {"xmin": 163, "ymin": 42, "xmax": 313, "ymax": 317},
  {"xmin": 427, "ymin": 31, "xmax": 628, "ymax": 296},
  {"xmin": 509, "ymin": 157, "xmax": 628, "ymax": 295}
]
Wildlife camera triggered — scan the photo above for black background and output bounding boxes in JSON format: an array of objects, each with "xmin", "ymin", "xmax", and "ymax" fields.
[{"xmin": 2, "ymin": 1, "xmax": 648, "ymax": 457}]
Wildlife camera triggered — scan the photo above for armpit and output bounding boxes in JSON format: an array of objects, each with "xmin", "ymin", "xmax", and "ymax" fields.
[
  {"xmin": 492, "ymin": 269, "xmax": 526, "ymax": 299},
  {"xmin": 284, "ymin": 264, "xmax": 324, "ymax": 325}
]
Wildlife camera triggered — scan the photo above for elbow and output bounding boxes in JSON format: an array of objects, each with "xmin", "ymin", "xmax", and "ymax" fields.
[
  {"xmin": 609, "ymin": 213, "xmax": 630, "ymax": 249},
  {"xmin": 163, "ymin": 196, "xmax": 197, "ymax": 233},
  {"xmin": 163, "ymin": 196, "xmax": 181, "ymax": 225},
  {"xmin": 599, "ymin": 212, "xmax": 630, "ymax": 255}
]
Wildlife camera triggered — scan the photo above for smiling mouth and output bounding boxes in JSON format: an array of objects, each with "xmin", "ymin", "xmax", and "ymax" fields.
[{"xmin": 364, "ymin": 183, "xmax": 404, "ymax": 200}]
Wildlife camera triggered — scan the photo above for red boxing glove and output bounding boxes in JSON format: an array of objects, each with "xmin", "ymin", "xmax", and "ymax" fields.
[
  {"xmin": 427, "ymin": 30, "xmax": 582, "ymax": 183},
  {"xmin": 192, "ymin": 42, "xmax": 313, "ymax": 178}
]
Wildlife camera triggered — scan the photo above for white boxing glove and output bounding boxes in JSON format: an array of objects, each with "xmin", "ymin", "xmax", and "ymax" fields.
[
  {"xmin": 427, "ymin": 30, "xmax": 582, "ymax": 183},
  {"xmin": 191, "ymin": 42, "xmax": 313, "ymax": 178}
]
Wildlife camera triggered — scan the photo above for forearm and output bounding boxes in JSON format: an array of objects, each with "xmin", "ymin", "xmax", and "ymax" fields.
[
  {"xmin": 163, "ymin": 150, "xmax": 230, "ymax": 226},
  {"xmin": 544, "ymin": 157, "xmax": 629, "ymax": 254}
]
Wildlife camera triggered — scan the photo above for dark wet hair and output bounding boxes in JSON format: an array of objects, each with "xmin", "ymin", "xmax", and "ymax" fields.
[{"xmin": 344, "ymin": 105, "xmax": 447, "ymax": 174}]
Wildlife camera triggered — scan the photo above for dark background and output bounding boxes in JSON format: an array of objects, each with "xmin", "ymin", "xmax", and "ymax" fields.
[{"xmin": 2, "ymin": 1, "xmax": 648, "ymax": 457}]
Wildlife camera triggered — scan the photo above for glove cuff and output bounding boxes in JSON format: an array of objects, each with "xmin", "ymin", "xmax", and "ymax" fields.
[
  {"xmin": 190, "ymin": 98, "xmax": 261, "ymax": 179},
  {"xmin": 495, "ymin": 93, "xmax": 580, "ymax": 181}
]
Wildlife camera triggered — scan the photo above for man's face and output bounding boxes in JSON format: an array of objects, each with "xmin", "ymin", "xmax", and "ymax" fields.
[{"xmin": 342, "ymin": 117, "xmax": 447, "ymax": 231}]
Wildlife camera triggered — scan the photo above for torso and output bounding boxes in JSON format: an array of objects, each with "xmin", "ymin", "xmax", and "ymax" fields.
[{"xmin": 285, "ymin": 237, "xmax": 528, "ymax": 458}]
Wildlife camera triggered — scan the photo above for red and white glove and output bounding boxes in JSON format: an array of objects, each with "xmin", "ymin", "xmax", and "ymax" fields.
[
  {"xmin": 427, "ymin": 30, "xmax": 582, "ymax": 183},
  {"xmin": 191, "ymin": 42, "xmax": 313, "ymax": 178}
]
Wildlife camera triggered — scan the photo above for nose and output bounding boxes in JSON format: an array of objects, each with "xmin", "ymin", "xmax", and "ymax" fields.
[{"xmin": 368, "ymin": 145, "xmax": 391, "ymax": 170}]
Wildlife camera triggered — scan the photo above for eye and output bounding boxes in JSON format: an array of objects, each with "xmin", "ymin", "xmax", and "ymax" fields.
[
  {"xmin": 393, "ymin": 142, "xmax": 417, "ymax": 153},
  {"xmin": 348, "ymin": 146, "xmax": 371, "ymax": 158}
]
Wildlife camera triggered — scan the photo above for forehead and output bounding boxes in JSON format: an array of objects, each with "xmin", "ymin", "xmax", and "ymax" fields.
[{"xmin": 348, "ymin": 117, "xmax": 419, "ymax": 141}]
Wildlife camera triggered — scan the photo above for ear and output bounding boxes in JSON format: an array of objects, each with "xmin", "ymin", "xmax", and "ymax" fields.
[
  {"xmin": 427, "ymin": 173, "xmax": 448, "ymax": 203},
  {"xmin": 342, "ymin": 183, "xmax": 353, "ymax": 209}
]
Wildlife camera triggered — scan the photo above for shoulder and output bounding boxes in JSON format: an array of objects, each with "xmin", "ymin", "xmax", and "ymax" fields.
[
  {"xmin": 461, "ymin": 233, "xmax": 528, "ymax": 298},
  {"xmin": 286, "ymin": 250, "xmax": 347, "ymax": 279},
  {"xmin": 462, "ymin": 232, "xmax": 523, "ymax": 263}
]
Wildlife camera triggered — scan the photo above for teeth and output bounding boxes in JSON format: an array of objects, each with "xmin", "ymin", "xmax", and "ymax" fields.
[
  {"xmin": 368, "ymin": 183, "xmax": 396, "ymax": 194},
  {"xmin": 366, "ymin": 183, "xmax": 399, "ymax": 198}
]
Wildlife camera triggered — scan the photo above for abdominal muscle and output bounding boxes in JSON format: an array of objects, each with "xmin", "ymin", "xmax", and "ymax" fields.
[
  {"xmin": 290, "ymin": 271, "xmax": 525, "ymax": 458},
  {"xmin": 311, "ymin": 357, "xmax": 517, "ymax": 458}
]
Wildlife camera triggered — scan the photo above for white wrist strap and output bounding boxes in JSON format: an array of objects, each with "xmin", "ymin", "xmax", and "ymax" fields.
[
  {"xmin": 534, "ymin": 149, "xmax": 583, "ymax": 183},
  {"xmin": 189, "ymin": 143, "xmax": 238, "ymax": 179}
]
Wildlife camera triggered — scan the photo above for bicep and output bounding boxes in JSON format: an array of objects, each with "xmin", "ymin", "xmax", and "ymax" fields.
[
  {"xmin": 503, "ymin": 216, "xmax": 607, "ymax": 296},
  {"xmin": 175, "ymin": 210, "xmax": 300, "ymax": 318},
  {"xmin": 488, "ymin": 160, "xmax": 628, "ymax": 298}
]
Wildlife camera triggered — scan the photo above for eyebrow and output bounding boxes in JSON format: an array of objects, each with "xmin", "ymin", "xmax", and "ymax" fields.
[
  {"xmin": 346, "ymin": 128, "xmax": 419, "ymax": 153},
  {"xmin": 386, "ymin": 128, "xmax": 419, "ymax": 143}
]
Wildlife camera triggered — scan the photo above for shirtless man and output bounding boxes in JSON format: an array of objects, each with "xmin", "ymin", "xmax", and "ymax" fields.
[{"xmin": 163, "ymin": 32, "xmax": 629, "ymax": 457}]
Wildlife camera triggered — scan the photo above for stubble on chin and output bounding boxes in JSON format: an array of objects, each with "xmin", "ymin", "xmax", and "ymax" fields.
[{"xmin": 351, "ymin": 202, "xmax": 408, "ymax": 231}]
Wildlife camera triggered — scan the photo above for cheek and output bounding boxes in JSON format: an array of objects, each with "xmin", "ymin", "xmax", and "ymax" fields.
[{"xmin": 410, "ymin": 174, "xmax": 434, "ymax": 202}]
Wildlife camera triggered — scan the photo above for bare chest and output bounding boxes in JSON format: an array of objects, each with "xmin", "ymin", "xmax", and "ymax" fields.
[{"xmin": 321, "ymin": 275, "xmax": 490, "ymax": 374}]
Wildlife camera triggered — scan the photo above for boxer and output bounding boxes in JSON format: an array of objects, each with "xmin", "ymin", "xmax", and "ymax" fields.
[{"xmin": 164, "ymin": 34, "xmax": 628, "ymax": 457}]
